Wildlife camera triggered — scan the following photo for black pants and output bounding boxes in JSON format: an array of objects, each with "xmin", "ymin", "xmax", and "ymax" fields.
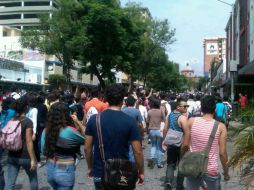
[
  {"xmin": 94, "ymin": 181, "xmax": 135, "ymax": 190},
  {"xmin": 34, "ymin": 127, "xmax": 45, "ymax": 162},
  {"xmin": 165, "ymin": 145, "xmax": 184, "ymax": 190}
]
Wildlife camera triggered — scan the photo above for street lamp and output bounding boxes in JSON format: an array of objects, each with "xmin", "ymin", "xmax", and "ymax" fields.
[{"xmin": 216, "ymin": 0, "xmax": 235, "ymax": 104}]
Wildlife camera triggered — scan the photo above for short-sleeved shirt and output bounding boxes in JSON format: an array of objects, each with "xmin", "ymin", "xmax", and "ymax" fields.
[
  {"xmin": 85, "ymin": 109, "xmax": 141, "ymax": 178},
  {"xmin": 8, "ymin": 117, "xmax": 33, "ymax": 159},
  {"xmin": 147, "ymin": 109, "xmax": 165, "ymax": 130},
  {"xmin": 215, "ymin": 103, "xmax": 227, "ymax": 122},
  {"xmin": 84, "ymin": 98, "xmax": 108, "ymax": 113},
  {"xmin": 121, "ymin": 107, "xmax": 143, "ymax": 125}
]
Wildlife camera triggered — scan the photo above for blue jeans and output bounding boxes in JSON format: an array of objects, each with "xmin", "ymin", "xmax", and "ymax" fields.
[
  {"xmin": 0, "ymin": 148, "xmax": 4, "ymax": 190},
  {"xmin": 129, "ymin": 144, "xmax": 135, "ymax": 163},
  {"xmin": 150, "ymin": 130, "xmax": 163, "ymax": 165},
  {"xmin": 5, "ymin": 157, "xmax": 38, "ymax": 190},
  {"xmin": 46, "ymin": 162, "xmax": 76, "ymax": 190},
  {"xmin": 186, "ymin": 173, "xmax": 221, "ymax": 190}
]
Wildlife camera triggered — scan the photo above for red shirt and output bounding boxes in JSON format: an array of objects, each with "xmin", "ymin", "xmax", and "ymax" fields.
[{"xmin": 240, "ymin": 96, "xmax": 247, "ymax": 108}]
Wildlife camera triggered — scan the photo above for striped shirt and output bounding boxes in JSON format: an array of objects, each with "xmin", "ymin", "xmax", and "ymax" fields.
[{"xmin": 190, "ymin": 117, "xmax": 220, "ymax": 175}]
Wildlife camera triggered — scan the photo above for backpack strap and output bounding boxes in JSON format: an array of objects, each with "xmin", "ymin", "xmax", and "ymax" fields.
[
  {"xmin": 96, "ymin": 113, "xmax": 106, "ymax": 164},
  {"xmin": 204, "ymin": 121, "xmax": 219, "ymax": 156}
]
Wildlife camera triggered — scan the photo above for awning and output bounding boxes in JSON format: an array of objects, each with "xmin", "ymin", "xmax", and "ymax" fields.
[
  {"xmin": 238, "ymin": 60, "xmax": 254, "ymax": 75},
  {"xmin": 0, "ymin": 58, "xmax": 24, "ymax": 71}
]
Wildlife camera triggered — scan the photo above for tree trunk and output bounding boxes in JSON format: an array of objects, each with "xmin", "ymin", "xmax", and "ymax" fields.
[{"xmin": 92, "ymin": 65, "xmax": 105, "ymax": 90}]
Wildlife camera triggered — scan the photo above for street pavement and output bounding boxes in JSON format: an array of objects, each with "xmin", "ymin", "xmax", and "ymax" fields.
[{"xmin": 1, "ymin": 122, "xmax": 248, "ymax": 190}]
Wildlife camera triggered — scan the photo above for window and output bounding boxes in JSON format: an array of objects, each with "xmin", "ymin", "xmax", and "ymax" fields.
[
  {"xmin": 3, "ymin": 31, "xmax": 7, "ymax": 36},
  {"xmin": 24, "ymin": 1, "xmax": 50, "ymax": 6},
  {"xmin": 0, "ymin": 2, "xmax": 21, "ymax": 7},
  {"xmin": 24, "ymin": 14, "xmax": 38, "ymax": 19},
  {"xmin": 0, "ymin": 14, "xmax": 21, "ymax": 20},
  {"xmin": 77, "ymin": 70, "xmax": 82, "ymax": 81},
  {"xmin": 53, "ymin": 2, "xmax": 58, "ymax": 8},
  {"xmin": 11, "ymin": 26, "xmax": 21, "ymax": 30}
]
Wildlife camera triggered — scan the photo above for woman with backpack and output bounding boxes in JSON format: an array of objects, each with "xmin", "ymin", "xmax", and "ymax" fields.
[
  {"xmin": 5, "ymin": 97, "xmax": 38, "ymax": 190},
  {"xmin": 0, "ymin": 96, "xmax": 16, "ymax": 190},
  {"xmin": 41, "ymin": 102, "xmax": 85, "ymax": 190}
]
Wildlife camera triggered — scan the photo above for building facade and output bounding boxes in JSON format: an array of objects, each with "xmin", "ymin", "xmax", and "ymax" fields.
[
  {"xmin": 225, "ymin": 0, "xmax": 254, "ymax": 99},
  {"xmin": 203, "ymin": 37, "xmax": 227, "ymax": 77},
  {"xmin": 0, "ymin": 0, "xmax": 57, "ymax": 29},
  {"xmin": 0, "ymin": 25, "xmax": 100, "ymax": 91}
]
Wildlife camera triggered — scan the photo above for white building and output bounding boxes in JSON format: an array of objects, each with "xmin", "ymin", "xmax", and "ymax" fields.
[{"xmin": 0, "ymin": 0, "xmax": 56, "ymax": 29}]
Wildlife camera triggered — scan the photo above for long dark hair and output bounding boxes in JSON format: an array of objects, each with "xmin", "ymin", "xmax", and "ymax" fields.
[{"xmin": 44, "ymin": 102, "xmax": 74, "ymax": 158}]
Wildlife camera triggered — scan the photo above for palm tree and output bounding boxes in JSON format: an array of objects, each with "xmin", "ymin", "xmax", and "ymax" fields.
[{"xmin": 229, "ymin": 114, "xmax": 254, "ymax": 189}]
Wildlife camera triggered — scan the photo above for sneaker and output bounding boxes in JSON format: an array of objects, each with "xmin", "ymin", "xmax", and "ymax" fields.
[
  {"xmin": 148, "ymin": 139, "xmax": 151, "ymax": 144},
  {"xmin": 37, "ymin": 161, "xmax": 46, "ymax": 168},
  {"xmin": 157, "ymin": 164, "xmax": 164, "ymax": 168},
  {"xmin": 164, "ymin": 183, "xmax": 172, "ymax": 190}
]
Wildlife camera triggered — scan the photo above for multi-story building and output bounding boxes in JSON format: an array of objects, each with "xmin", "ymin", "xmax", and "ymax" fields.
[
  {"xmin": 0, "ymin": 25, "xmax": 100, "ymax": 91},
  {"xmin": 0, "ymin": 0, "xmax": 57, "ymax": 29},
  {"xmin": 0, "ymin": 1, "xmax": 101, "ymax": 90},
  {"xmin": 225, "ymin": 0, "xmax": 254, "ymax": 99},
  {"xmin": 203, "ymin": 37, "xmax": 227, "ymax": 77}
]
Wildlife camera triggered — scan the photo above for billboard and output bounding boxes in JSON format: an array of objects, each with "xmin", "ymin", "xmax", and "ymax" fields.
[{"xmin": 206, "ymin": 43, "xmax": 218, "ymax": 55}]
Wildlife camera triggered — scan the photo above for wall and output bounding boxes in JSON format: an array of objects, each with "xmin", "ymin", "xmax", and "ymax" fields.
[{"xmin": 249, "ymin": 0, "xmax": 254, "ymax": 63}]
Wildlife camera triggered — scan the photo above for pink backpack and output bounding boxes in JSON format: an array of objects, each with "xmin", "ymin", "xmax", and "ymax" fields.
[{"xmin": 0, "ymin": 120, "xmax": 23, "ymax": 151}]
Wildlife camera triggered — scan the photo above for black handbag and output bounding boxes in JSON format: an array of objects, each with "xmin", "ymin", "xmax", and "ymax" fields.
[{"xmin": 96, "ymin": 114, "xmax": 139, "ymax": 190}]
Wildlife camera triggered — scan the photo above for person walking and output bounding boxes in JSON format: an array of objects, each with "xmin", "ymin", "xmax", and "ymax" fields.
[
  {"xmin": 35, "ymin": 95, "xmax": 48, "ymax": 167},
  {"xmin": 163, "ymin": 98, "xmax": 190, "ymax": 190},
  {"xmin": 41, "ymin": 102, "xmax": 85, "ymax": 190},
  {"xmin": 84, "ymin": 84, "xmax": 144, "ymax": 190},
  {"xmin": 5, "ymin": 97, "xmax": 38, "ymax": 190},
  {"xmin": 186, "ymin": 96, "xmax": 229, "ymax": 190},
  {"xmin": 122, "ymin": 95, "xmax": 144, "ymax": 159},
  {"xmin": 0, "ymin": 97, "xmax": 16, "ymax": 190},
  {"xmin": 215, "ymin": 98, "xmax": 227, "ymax": 124},
  {"xmin": 147, "ymin": 97, "xmax": 165, "ymax": 168}
]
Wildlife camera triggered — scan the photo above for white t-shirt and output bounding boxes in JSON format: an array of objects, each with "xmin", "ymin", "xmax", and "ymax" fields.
[
  {"xmin": 26, "ymin": 107, "xmax": 38, "ymax": 134},
  {"xmin": 139, "ymin": 105, "xmax": 147, "ymax": 127}
]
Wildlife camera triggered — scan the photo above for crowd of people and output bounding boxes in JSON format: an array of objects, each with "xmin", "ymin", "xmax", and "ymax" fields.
[{"xmin": 0, "ymin": 84, "xmax": 235, "ymax": 190}]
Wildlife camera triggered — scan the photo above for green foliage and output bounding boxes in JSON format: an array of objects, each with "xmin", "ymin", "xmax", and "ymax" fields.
[
  {"xmin": 228, "ymin": 124, "xmax": 254, "ymax": 189},
  {"xmin": 237, "ymin": 108, "xmax": 254, "ymax": 124},
  {"xmin": 197, "ymin": 76, "xmax": 207, "ymax": 91},
  {"xmin": 48, "ymin": 74, "xmax": 66, "ymax": 89},
  {"xmin": 20, "ymin": 0, "xmax": 87, "ymax": 83},
  {"xmin": 20, "ymin": 0, "xmax": 178, "ymax": 91}
]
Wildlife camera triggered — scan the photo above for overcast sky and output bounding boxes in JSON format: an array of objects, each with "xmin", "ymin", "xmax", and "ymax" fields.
[{"xmin": 120, "ymin": 0, "xmax": 235, "ymax": 76}]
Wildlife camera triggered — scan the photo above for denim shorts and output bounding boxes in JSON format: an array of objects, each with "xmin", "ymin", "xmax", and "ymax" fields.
[
  {"xmin": 186, "ymin": 173, "xmax": 221, "ymax": 190},
  {"xmin": 46, "ymin": 161, "xmax": 76, "ymax": 190}
]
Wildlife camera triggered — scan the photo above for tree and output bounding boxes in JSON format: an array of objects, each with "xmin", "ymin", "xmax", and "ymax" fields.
[
  {"xmin": 134, "ymin": 19, "xmax": 176, "ymax": 88},
  {"xmin": 48, "ymin": 74, "xmax": 66, "ymax": 90},
  {"xmin": 79, "ymin": 0, "xmax": 146, "ymax": 89},
  {"xmin": 20, "ymin": 0, "xmax": 87, "ymax": 85},
  {"xmin": 197, "ymin": 77, "xmax": 207, "ymax": 91},
  {"xmin": 229, "ymin": 122, "xmax": 254, "ymax": 189}
]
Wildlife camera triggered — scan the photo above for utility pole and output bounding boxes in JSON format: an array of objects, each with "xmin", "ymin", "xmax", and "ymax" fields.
[{"xmin": 216, "ymin": 0, "xmax": 235, "ymax": 104}]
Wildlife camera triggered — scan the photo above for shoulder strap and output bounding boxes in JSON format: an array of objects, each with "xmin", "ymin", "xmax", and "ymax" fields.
[
  {"xmin": 96, "ymin": 113, "xmax": 105, "ymax": 163},
  {"xmin": 204, "ymin": 121, "xmax": 219, "ymax": 155}
]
